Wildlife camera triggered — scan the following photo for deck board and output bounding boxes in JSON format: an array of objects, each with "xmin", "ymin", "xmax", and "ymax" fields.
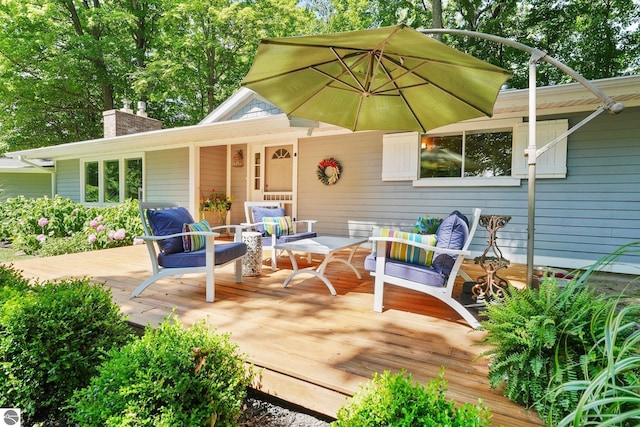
[{"xmin": 6, "ymin": 244, "xmax": 543, "ymax": 426}]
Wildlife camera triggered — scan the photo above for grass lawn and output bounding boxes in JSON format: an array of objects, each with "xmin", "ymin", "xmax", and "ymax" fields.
[{"xmin": 0, "ymin": 247, "xmax": 35, "ymax": 263}]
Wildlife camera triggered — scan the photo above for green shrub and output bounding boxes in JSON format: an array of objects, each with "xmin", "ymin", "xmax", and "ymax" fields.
[
  {"xmin": 332, "ymin": 369, "xmax": 492, "ymax": 427},
  {"xmin": 479, "ymin": 243, "xmax": 640, "ymax": 425},
  {"xmin": 0, "ymin": 264, "xmax": 31, "ymax": 304},
  {"xmin": 0, "ymin": 278, "xmax": 135, "ymax": 421},
  {"xmin": 556, "ymin": 301, "xmax": 640, "ymax": 426},
  {"xmin": 37, "ymin": 232, "xmax": 92, "ymax": 256},
  {"xmin": 69, "ymin": 315, "xmax": 255, "ymax": 427}
]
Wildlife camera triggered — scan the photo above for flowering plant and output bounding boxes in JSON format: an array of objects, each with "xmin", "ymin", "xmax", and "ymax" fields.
[{"xmin": 200, "ymin": 188, "xmax": 233, "ymax": 213}]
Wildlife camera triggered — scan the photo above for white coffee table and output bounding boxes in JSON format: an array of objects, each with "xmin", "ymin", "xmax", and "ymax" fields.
[{"xmin": 275, "ymin": 236, "xmax": 367, "ymax": 295}]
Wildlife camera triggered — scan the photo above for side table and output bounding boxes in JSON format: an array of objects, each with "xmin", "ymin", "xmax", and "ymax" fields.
[
  {"xmin": 241, "ymin": 231, "xmax": 262, "ymax": 277},
  {"xmin": 472, "ymin": 215, "xmax": 511, "ymax": 302}
]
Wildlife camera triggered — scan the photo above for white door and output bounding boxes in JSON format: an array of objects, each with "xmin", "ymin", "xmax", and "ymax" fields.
[
  {"xmin": 265, "ymin": 145, "xmax": 293, "ymax": 192},
  {"xmin": 248, "ymin": 142, "xmax": 297, "ymax": 215}
]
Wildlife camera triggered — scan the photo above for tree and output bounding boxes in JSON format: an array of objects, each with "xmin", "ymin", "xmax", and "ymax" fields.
[
  {"xmin": 135, "ymin": 0, "xmax": 312, "ymax": 126},
  {"xmin": 0, "ymin": 0, "xmax": 159, "ymax": 150},
  {"xmin": 1, "ymin": 0, "xmax": 638, "ymax": 153},
  {"xmin": 0, "ymin": 0, "xmax": 312, "ymax": 152},
  {"xmin": 443, "ymin": 0, "xmax": 640, "ymax": 88}
]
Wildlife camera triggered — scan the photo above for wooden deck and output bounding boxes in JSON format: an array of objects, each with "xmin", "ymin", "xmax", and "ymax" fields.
[{"xmin": 7, "ymin": 244, "xmax": 542, "ymax": 426}]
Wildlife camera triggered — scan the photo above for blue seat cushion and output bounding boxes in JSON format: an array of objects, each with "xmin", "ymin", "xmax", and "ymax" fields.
[
  {"xmin": 364, "ymin": 254, "xmax": 446, "ymax": 287},
  {"xmin": 158, "ymin": 242, "xmax": 247, "ymax": 268},
  {"xmin": 432, "ymin": 211, "xmax": 469, "ymax": 276},
  {"xmin": 260, "ymin": 232, "xmax": 316, "ymax": 246},
  {"xmin": 275, "ymin": 231, "xmax": 316, "ymax": 244},
  {"xmin": 147, "ymin": 207, "xmax": 194, "ymax": 254}
]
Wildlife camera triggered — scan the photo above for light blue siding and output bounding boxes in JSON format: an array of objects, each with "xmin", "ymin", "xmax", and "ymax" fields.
[
  {"xmin": 56, "ymin": 159, "xmax": 81, "ymax": 201},
  {"xmin": 145, "ymin": 148, "xmax": 189, "ymax": 206},
  {"xmin": 298, "ymin": 107, "xmax": 640, "ymax": 270},
  {"xmin": 0, "ymin": 173, "xmax": 52, "ymax": 201}
]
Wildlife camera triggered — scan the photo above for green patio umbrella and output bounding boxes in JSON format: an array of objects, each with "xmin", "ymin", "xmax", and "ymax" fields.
[{"xmin": 242, "ymin": 25, "xmax": 511, "ymax": 133}]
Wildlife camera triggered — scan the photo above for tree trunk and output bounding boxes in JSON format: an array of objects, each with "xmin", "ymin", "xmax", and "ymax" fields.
[{"xmin": 432, "ymin": 0, "xmax": 443, "ymax": 41}]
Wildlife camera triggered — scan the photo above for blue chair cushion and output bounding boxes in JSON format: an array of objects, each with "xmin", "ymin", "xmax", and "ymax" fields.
[
  {"xmin": 261, "ymin": 231, "xmax": 316, "ymax": 246},
  {"xmin": 147, "ymin": 207, "xmax": 194, "ymax": 254},
  {"xmin": 252, "ymin": 207, "xmax": 285, "ymax": 234},
  {"xmin": 432, "ymin": 211, "xmax": 469, "ymax": 276},
  {"xmin": 158, "ymin": 242, "xmax": 247, "ymax": 268},
  {"xmin": 364, "ymin": 254, "xmax": 446, "ymax": 287}
]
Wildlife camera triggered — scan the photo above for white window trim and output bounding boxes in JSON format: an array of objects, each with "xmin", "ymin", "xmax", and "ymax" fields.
[
  {"xmin": 413, "ymin": 176, "xmax": 520, "ymax": 188},
  {"xmin": 81, "ymin": 153, "xmax": 144, "ymax": 204}
]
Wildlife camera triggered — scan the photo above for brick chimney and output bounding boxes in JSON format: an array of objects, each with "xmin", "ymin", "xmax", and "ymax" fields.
[{"xmin": 103, "ymin": 100, "xmax": 163, "ymax": 138}]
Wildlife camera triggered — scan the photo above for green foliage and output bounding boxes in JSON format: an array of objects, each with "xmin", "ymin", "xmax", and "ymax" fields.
[
  {"xmin": 332, "ymin": 369, "xmax": 492, "ymax": 427},
  {"xmin": 37, "ymin": 233, "xmax": 92, "ymax": 257},
  {"xmin": 0, "ymin": 0, "xmax": 314, "ymax": 150},
  {"xmin": 556, "ymin": 302, "xmax": 640, "ymax": 426},
  {"xmin": 1, "ymin": 0, "xmax": 638, "ymax": 151},
  {"xmin": 0, "ymin": 278, "xmax": 135, "ymax": 420},
  {"xmin": 479, "ymin": 276, "xmax": 619, "ymax": 424},
  {"xmin": 69, "ymin": 315, "xmax": 255, "ymax": 427},
  {"xmin": 0, "ymin": 196, "xmax": 143, "ymax": 255},
  {"xmin": 0, "ymin": 264, "xmax": 31, "ymax": 305}
]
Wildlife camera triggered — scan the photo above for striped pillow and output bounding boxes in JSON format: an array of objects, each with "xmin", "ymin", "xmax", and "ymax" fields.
[
  {"xmin": 263, "ymin": 216, "xmax": 294, "ymax": 237},
  {"xmin": 375, "ymin": 227, "xmax": 437, "ymax": 267},
  {"xmin": 182, "ymin": 220, "xmax": 211, "ymax": 252}
]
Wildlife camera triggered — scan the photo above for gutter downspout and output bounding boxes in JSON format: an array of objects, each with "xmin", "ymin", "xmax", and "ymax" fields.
[{"xmin": 17, "ymin": 155, "xmax": 56, "ymax": 198}]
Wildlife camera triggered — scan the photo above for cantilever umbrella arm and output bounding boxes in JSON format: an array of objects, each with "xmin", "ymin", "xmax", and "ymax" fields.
[{"xmin": 420, "ymin": 28, "xmax": 625, "ymax": 286}]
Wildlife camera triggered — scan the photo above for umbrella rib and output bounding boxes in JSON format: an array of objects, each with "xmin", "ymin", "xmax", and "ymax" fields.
[{"xmin": 330, "ymin": 47, "xmax": 370, "ymax": 94}]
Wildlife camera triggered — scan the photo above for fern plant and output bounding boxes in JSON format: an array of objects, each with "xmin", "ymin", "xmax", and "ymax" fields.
[
  {"xmin": 480, "ymin": 242, "xmax": 640, "ymax": 425},
  {"xmin": 479, "ymin": 277, "xmax": 613, "ymax": 424}
]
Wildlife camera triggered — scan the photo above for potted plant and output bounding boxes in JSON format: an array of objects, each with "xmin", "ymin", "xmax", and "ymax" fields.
[{"xmin": 200, "ymin": 188, "xmax": 233, "ymax": 224}]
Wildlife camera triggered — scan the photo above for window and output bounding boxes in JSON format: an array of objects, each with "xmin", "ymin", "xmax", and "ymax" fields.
[
  {"xmin": 271, "ymin": 148, "xmax": 291, "ymax": 159},
  {"xmin": 82, "ymin": 156, "xmax": 143, "ymax": 203},
  {"xmin": 381, "ymin": 118, "xmax": 568, "ymax": 186},
  {"xmin": 420, "ymin": 130, "xmax": 512, "ymax": 178},
  {"xmin": 84, "ymin": 161, "xmax": 99, "ymax": 203},
  {"xmin": 104, "ymin": 160, "xmax": 120, "ymax": 203},
  {"xmin": 125, "ymin": 158, "xmax": 143, "ymax": 200}
]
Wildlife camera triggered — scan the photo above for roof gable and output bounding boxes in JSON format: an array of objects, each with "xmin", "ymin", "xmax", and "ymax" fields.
[{"xmin": 199, "ymin": 87, "xmax": 283, "ymax": 124}]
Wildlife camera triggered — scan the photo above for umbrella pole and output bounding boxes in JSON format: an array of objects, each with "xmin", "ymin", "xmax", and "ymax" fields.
[
  {"xmin": 526, "ymin": 56, "xmax": 540, "ymax": 288},
  {"xmin": 421, "ymin": 29, "xmax": 624, "ymax": 288}
]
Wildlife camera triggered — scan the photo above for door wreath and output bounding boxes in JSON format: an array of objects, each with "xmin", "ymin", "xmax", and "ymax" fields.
[{"xmin": 316, "ymin": 158, "xmax": 342, "ymax": 185}]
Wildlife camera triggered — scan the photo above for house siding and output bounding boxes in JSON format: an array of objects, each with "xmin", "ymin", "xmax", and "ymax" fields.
[
  {"xmin": 229, "ymin": 144, "xmax": 247, "ymax": 224},
  {"xmin": 0, "ymin": 173, "xmax": 51, "ymax": 201},
  {"xmin": 298, "ymin": 107, "xmax": 640, "ymax": 270},
  {"xmin": 199, "ymin": 145, "xmax": 228, "ymax": 222},
  {"xmin": 145, "ymin": 148, "xmax": 189, "ymax": 206},
  {"xmin": 56, "ymin": 159, "xmax": 81, "ymax": 201}
]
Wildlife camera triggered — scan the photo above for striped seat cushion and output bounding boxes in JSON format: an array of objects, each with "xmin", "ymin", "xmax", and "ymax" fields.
[{"xmin": 374, "ymin": 227, "xmax": 437, "ymax": 267}]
